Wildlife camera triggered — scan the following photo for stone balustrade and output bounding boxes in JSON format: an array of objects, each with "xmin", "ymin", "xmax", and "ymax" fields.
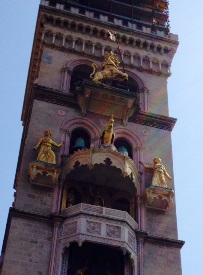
[{"xmin": 60, "ymin": 203, "xmax": 138, "ymax": 257}]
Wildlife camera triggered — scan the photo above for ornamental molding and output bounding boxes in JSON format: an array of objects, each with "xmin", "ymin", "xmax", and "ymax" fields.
[
  {"xmin": 145, "ymin": 186, "xmax": 175, "ymax": 212},
  {"xmin": 28, "ymin": 161, "xmax": 61, "ymax": 188},
  {"xmin": 129, "ymin": 111, "xmax": 177, "ymax": 131},
  {"xmin": 62, "ymin": 148, "xmax": 140, "ymax": 189},
  {"xmin": 42, "ymin": 9, "xmax": 178, "ymax": 54},
  {"xmin": 30, "ymin": 85, "xmax": 176, "ymax": 132}
]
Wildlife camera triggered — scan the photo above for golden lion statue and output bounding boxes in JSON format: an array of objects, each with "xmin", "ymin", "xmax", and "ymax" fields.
[{"xmin": 90, "ymin": 51, "xmax": 128, "ymax": 84}]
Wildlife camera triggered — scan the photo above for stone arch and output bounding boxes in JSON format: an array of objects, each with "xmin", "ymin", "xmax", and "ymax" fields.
[
  {"xmin": 60, "ymin": 58, "xmax": 98, "ymax": 93},
  {"xmin": 123, "ymin": 50, "xmax": 131, "ymax": 65},
  {"xmin": 60, "ymin": 117, "xmax": 101, "ymax": 155},
  {"xmin": 65, "ymin": 58, "xmax": 95, "ymax": 71},
  {"xmin": 114, "ymin": 127, "xmax": 143, "ymax": 165},
  {"xmin": 54, "ymin": 32, "xmax": 63, "ymax": 47},
  {"xmin": 125, "ymin": 69, "xmax": 145, "ymax": 90},
  {"xmin": 161, "ymin": 60, "xmax": 170, "ymax": 74},
  {"xmin": 44, "ymin": 30, "xmax": 54, "ymax": 44}
]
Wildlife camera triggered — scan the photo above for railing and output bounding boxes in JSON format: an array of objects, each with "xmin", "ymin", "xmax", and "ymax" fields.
[
  {"xmin": 40, "ymin": 0, "xmax": 178, "ymax": 40},
  {"xmin": 62, "ymin": 203, "xmax": 138, "ymax": 230}
]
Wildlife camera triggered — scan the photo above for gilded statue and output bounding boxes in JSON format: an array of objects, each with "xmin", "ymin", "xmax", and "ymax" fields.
[
  {"xmin": 101, "ymin": 115, "xmax": 115, "ymax": 145},
  {"xmin": 140, "ymin": 158, "xmax": 172, "ymax": 188},
  {"xmin": 90, "ymin": 51, "xmax": 128, "ymax": 84},
  {"xmin": 33, "ymin": 130, "xmax": 64, "ymax": 164}
]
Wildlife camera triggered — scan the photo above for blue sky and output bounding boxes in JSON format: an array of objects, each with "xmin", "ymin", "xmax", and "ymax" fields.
[{"xmin": 0, "ymin": 1, "xmax": 202, "ymax": 274}]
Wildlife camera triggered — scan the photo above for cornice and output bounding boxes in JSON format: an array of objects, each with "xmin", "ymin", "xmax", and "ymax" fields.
[
  {"xmin": 1, "ymin": 208, "xmax": 184, "ymax": 255},
  {"xmin": 32, "ymin": 85, "xmax": 80, "ymax": 110},
  {"xmin": 29, "ymin": 85, "xmax": 177, "ymax": 132},
  {"xmin": 40, "ymin": 5, "xmax": 178, "ymax": 47},
  {"xmin": 129, "ymin": 111, "xmax": 177, "ymax": 131},
  {"xmin": 1, "ymin": 207, "xmax": 58, "ymax": 254},
  {"xmin": 136, "ymin": 229, "xmax": 184, "ymax": 249}
]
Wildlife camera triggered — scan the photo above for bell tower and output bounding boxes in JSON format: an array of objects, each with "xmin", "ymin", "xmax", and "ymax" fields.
[{"xmin": 1, "ymin": 1, "xmax": 184, "ymax": 274}]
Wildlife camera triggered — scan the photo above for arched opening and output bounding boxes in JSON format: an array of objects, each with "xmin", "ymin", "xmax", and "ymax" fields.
[
  {"xmin": 70, "ymin": 64, "xmax": 92, "ymax": 93},
  {"xmin": 69, "ymin": 128, "xmax": 91, "ymax": 155},
  {"xmin": 112, "ymin": 198, "xmax": 130, "ymax": 214},
  {"xmin": 66, "ymin": 242, "xmax": 124, "ymax": 275},
  {"xmin": 114, "ymin": 138, "xmax": 133, "ymax": 159}
]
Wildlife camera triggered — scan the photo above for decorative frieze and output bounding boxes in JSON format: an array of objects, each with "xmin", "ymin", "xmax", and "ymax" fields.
[
  {"xmin": 60, "ymin": 203, "xmax": 137, "ymax": 258},
  {"xmin": 106, "ymin": 224, "xmax": 121, "ymax": 239},
  {"xmin": 86, "ymin": 220, "xmax": 101, "ymax": 235}
]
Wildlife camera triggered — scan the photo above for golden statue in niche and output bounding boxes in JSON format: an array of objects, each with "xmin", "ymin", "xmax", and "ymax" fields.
[
  {"xmin": 90, "ymin": 51, "xmax": 128, "ymax": 84},
  {"xmin": 33, "ymin": 130, "xmax": 64, "ymax": 165},
  {"xmin": 140, "ymin": 157, "xmax": 172, "ymax": 188},
  {"xmin": 101, "ymin": 115, "xmax": 115, "ymax": 145}
]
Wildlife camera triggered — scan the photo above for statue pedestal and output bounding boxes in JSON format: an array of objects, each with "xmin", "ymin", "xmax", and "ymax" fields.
[
  {"xmin": 145, "ymin": 186, "xmax": 174, "ymax": 212},
  {"xmin": 28, "ymin": 162, "xmax": 61, "ymax": 188}
]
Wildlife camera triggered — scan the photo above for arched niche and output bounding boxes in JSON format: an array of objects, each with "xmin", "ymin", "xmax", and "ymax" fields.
[
  {"xmin": 60, "ymin": 59, "xmax": 96, "ymax": 93},
  {"xmin": 114, "ymin": 137, "xmax": 133, "ymax": 159},
  {"xmin": 60, "ymin": 117, "xmax": 101, "ymax": 155},
  {"xmin": 114, "ymin": 127, "xmax": 143, "ymax": 165},
  {"xmin": 69, "ymin": 127, "xmax": 91, "ymax": 154},
  {"xmin": 69, "ymin": 64, "xmax": 92, "ymax": 93}
]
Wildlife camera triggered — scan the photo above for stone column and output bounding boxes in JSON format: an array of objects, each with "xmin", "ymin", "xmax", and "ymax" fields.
[
  {"xmin": 92, "ymin": 43, "xmax": 95, "ymax": 55},
  {"xmin": 130, "ymin": 54, "xmax": 134, "ymax": 65},
  {"xmin": 82, "ymin": 41, "xmax": 86, "ymax": 52},
  {"xmin": 60, "ymin": 68, "xmax": 72, "ymax": 93},
  {"xmin": 102, "ymin": 45, "xmax": 105, "ymax": 56},
  {"xmin": 72, "ymin": 38, "xmax": 76, "ymax": 49},
  {"xmin": 62, "ymin": 35, "xmax": 66, "ymax": 47},
  {"xmin": 140, "ymin": 56, "xmax": 143, "ymax": 67},
  {"xmin": 48, "ymin": 219, "xmax": 62, "ymax": 275},
  {"xmin": 159, "ymin": 61, "xmax": 162, "ymax": 72},
  {"xmin": 52, "ymin": 33, "xmax": 56, "ymax": 44},
  {"xmin": 139, "ymin": 87, "xmax": 149, "ymax": 111},
  {"xmin": 137, "ymin": 237, "xmax": 145, "ymax": 275},
  {"xmin": 149, "ymin": 59, "xmax": 152, "ymax": 69}
]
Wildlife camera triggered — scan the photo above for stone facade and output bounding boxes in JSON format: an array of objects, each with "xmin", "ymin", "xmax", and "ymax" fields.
[{"xmin": 1, "ymin": 1, "xmax": 184, "ymax": 275}]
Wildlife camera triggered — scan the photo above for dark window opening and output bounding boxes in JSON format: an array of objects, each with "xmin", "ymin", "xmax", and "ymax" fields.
[
  {"xmin": 111, "ymin": 76, "xmax": 139, "ymax": 94},
  {"xmin": 112, "ymin": 198, "xmax": 130, "ymax": 214},
  {"xmin": 70, "ymin": 65, "xmax": 92, "ymax": 93},
  {"xmin": 69, "ymin": 128, "xmax": 91, "ymax": 155},
  {"xmin": 114, "ymin": 138, "xmax": 133, "ymax": 159},
  {"xmin": 67, "ymin": 242, "xmax": 124, "ymax": 275}
]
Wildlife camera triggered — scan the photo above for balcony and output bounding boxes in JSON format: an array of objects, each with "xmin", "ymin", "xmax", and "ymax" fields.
[
  {"xmin": 60, "ymin": 203, "xmax": 138, "ymax": 257},
  {"xmin": 62, "ymin": 147, "xmax": 140, "ymax": 193}
]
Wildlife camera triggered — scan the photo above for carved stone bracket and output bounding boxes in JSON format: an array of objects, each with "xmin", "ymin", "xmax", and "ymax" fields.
[
  {"xmin": 145, "ymin": 186, "xmax": 174, "ymax": 212},
  {"xmin": 77, "ymin": 87, "xmax": 91, "ymax": 116},
  {"xmin": 28, "ymin": 161, "xmax": 61, "ymax": 188},
  {"xmin": 76, "ymin": 81, "xmax": 140, "ymax": 124}
]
